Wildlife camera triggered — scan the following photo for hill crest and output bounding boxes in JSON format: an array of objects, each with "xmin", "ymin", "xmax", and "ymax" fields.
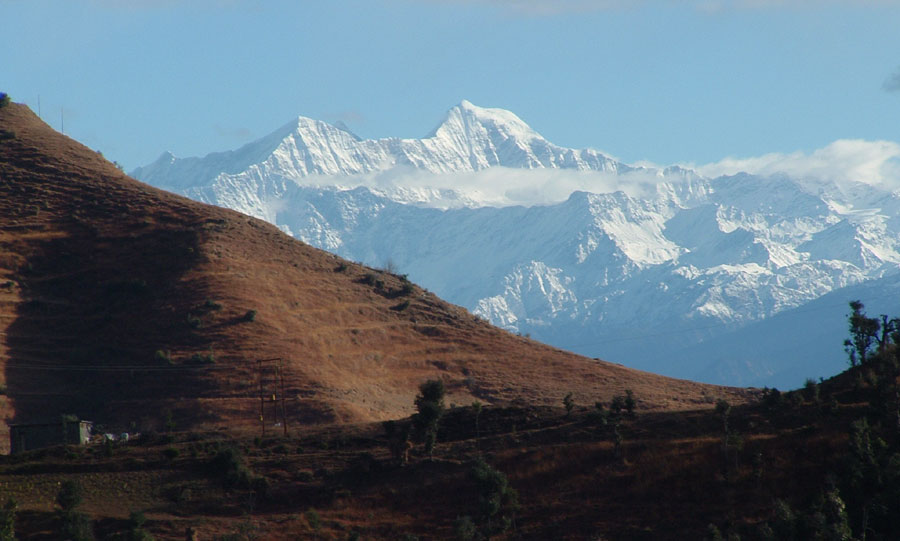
[{"xmin": 0, "ymin": 101, "xmax": 750, "ymax": 453}]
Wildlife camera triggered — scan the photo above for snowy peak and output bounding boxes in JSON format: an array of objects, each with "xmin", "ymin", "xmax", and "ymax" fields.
[
  {"xmin": 268, "ymin": 115, "xmax": 392, "ymax": 177},
  {"xmin": 426, "ymin": 101, "xmax": 546, "ymax": 170},
  {"xmin": 430, "ymin": 100, "xmax": 543, "ymax": 145},
  {"xmin": 133, "ymin": 101, "xmax": 634, "ymax": 194},
  {"xmin": 132, "ymin": 101, "xmax": 900, "ymax": 389},
  {"xmin": 290, "ymin": 115, "xmax": 361, "ymax": 144},
  {"xmin": 427, "ymin": 100, "xmax": 625, "ymax": 172}
]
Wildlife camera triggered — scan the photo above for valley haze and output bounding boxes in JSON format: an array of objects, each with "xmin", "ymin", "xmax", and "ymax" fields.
[{"xmin": 132, "ymin": 101, "xmax": 900, "ymax": 390}]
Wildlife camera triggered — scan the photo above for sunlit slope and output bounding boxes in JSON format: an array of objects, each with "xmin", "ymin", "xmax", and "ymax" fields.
[{"xmin": 0, "ymin": 102, "xmax": 751, "ymax": 452}]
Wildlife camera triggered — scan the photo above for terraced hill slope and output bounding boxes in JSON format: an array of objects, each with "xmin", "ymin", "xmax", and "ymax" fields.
[{"xmin": 0, "ymin": 102, "xmax": 750, "ymax": 453}]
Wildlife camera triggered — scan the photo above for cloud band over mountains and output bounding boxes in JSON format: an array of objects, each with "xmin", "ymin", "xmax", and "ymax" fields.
[
  {"xmin": 693, "ymin": 140, "xmax": 900, "ymax": 190},
  {"xmin": 281, "ymin": 138, "xmax": 900, "ymax": 209}
]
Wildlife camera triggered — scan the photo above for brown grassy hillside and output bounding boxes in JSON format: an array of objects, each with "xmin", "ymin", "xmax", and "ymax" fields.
[{"xmin": 0, "ymin": 102, "xmax": 752, "ymax": 452}]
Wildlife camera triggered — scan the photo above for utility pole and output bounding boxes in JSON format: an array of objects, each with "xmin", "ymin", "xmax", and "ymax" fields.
[
  {"xmin": 279, "ymin": 360, "xmax": 288, "ymax": 437},
  {"xmin": 257, "ymin": 360, "xmax": 265, "ymax": 437},
  {"xmin": 256, "ymin": 358, "xmax": 285, "ymax": 438}
]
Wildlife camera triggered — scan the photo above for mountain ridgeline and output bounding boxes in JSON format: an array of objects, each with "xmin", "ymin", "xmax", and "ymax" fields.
[
  {"xmin": 0, "ymin": 101, "xmax": 748, "ymax": 452},
  {"xmin": 133, "ymin": 101, "xmax": 900, "ymax": 389}
]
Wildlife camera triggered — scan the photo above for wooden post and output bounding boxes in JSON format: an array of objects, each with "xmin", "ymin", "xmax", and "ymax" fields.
[
  {"xmin": 280, "ymin": 360, "xmax": 288, "ymax": 437},
  {"xmin": 256, "ymin": 358, "xmax": 283, "ymax": 438},
  {"xmin": 258, "ymin": 359, "xmax": 265, "ymax": 437}
]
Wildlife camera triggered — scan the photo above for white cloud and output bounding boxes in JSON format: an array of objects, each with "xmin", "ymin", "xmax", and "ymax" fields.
[
  {"xmin": 298, "ymin": 166, "xmax": 670, "ymax": 208},
  {"xmin": 296, "ymin": 139, "xmax": 900, "ymax": 209},
  {"xmin": 692, "ymin": 139, "xmax": 900, "ymax": 189}
]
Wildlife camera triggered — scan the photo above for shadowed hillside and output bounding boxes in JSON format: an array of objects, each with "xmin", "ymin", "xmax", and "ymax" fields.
[
  {"xmin": 6, "ymin": 100, "xmax": 899, "ymax": 540},
  {"xmin": 0, "ymin": 102, "xmax": 751, "ymax": 453}
]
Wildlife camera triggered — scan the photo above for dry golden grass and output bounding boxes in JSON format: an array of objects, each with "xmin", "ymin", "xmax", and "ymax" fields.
[{"xmin": 0, "ymin": 101, "xmax": 754, "ymax": 455}]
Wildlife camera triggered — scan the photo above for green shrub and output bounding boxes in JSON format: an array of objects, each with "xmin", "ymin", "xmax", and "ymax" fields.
[
  {"xmin": 162, "ymin": 447, "xmax": 179, "ymax": 461},
  {"xmin": 250, "ymin": 476, "xmax": 271, "ymax": 500},
  {"xmin": 124, "ymin": 510, "xmax": 154, "ymax": 541},
  {"xmin": 803, "ymin": 378, "xmax": 820, "ymax": 403},
  {"xmin": 61, "ymin": 511, "xmax": 94, "ymax": 541},
  {"xmin": 273, "ymin": 443, "xmax": 289, "ymax": 454},
  {"xmin": 188, "ymin": 352, "xmax": 215, "ymax": 365},
  {"xmin": 154, "ymin": 350, "xmax": 172, "ymax": 365},
  {"xmin": 563, "ymin": 392, "xmax": 575, "ymax": 416},
  {"xmin": 610, "ymin": 395, "xmax": 626, "ymax": 415},
  {"xmin": 305, "ymin": 509, "xmax": 321, "ymax": 532},
  {"xmin": 0, "ymin": 93, "xmax": 9, "ymax": 108},
  {"xmin": 470, "ymin": 458, "xmax": 519, "ymax": 537},
  {"xmin": 208, "ymin": 446, "xmax": 268, "ymax": 496},
  {"xmin": 762, "ymin": 387, "xmax": 783, "ymax": 412},
  {"xmin": 0, "ymin": 497, "xmax": 17, "ymax": 541},
  {"xmin": 454, "ymin": 516, "xmax": 478, "ymax": 541},
  {"xmin": 57, "ymin": 480, "xmax": 83, "ymax": 513},
  {"xmin": 414, "ymin": 379, "xmax": 446, "ymax": 458},
  {"xmin": 624, "ymin": 389, "xmax": 636, "ymax": 414},
  {"xmin": 243, "ymin": 309, "xmax": 257, "ymax": 322},
  {"xmin": 56, "ymin": 481, "xmax": 94, "ymax": 541}
]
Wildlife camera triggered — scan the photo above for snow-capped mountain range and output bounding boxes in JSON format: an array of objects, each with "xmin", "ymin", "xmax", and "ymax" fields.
[{"xmin": 133, "ymin": 101, "xmax": 900, "ymax": 389}]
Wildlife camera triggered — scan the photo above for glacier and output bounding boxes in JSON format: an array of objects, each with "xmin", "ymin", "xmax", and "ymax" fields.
[{"xmin": 132, "ymin": 101, "xmax": 900, "ymax": 390}]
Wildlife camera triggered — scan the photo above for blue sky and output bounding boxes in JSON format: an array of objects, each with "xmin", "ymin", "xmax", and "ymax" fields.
[{"xmin": 2, "ymin": 0, "xmax": 900, "ymax": 172}]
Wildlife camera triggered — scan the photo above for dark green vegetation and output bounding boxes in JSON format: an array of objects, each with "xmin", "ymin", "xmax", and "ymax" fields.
[
  {"xmin": 413, "ymin": 379, "xmax": 445, "ymax": 459},
  {"xmin": 56, "ymin": 480, "xmax": 95, "ymax": 540},
  {"xmin": 702, "ymin": 300, "xmax": 900, "ymax": 541},
  {"xmin": 4, "ymin": 299, "xmax": 900, "ymax": 540},
  {"xmin": 0, "ymin": 497, "xmax": 16, "ymax": 541},
  {"xmin": 0, "ymin": 93, "xmax": 17, "ymax": 145},
  {"xmin": 844, "ymin": 300, "xmax": 899, "ymax": 367}
]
